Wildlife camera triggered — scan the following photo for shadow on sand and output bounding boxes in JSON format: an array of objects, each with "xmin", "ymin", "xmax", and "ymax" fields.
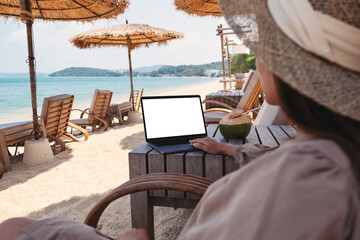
[
  {"xmin": 23, "ymin": 189, "xmax": 191, "ymax": 240},
  {"xmin": 120, "ymin": 131, "xmax": 146, "ymax": 150},
  {"xmin": 25, "ymin": 190, "xmax": 132, "ymax": 239},
  {"xmin": 0, "ymin": 150, "xmax": 74, "ymax": 191}
]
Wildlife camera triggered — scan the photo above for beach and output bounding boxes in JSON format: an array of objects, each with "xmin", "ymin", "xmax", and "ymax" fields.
[{"xmin": 0, "ymin": 79, "xmax": 222, "ymax": 239}]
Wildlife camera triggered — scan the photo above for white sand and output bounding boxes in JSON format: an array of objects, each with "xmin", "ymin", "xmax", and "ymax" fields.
[{"xmin": 0, "ymin": 79, "xmax": 222, "ymax": 239}]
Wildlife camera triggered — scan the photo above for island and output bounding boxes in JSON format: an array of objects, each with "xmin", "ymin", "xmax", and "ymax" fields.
[{"xmin": 49, "ymin": 54, "xmax": 255, "ymax": 77}]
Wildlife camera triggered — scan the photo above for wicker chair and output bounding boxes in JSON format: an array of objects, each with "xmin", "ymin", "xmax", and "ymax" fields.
[
  {"xmin": 71, "ymin": 90, "xmax": 123, "ymax": 131},
  {"xmin": 203, "ymin": 71, "xmax": 262, "ymax": 124},
  {"xmin": 40, "ymin": 94, "xmax": 89, "ymax": 151},
  {"xmin": 84, "ymin": 173, "xmax": 212, "ymax": 236}
]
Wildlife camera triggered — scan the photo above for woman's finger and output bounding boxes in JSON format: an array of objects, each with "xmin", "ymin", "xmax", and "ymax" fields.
[{"xmin": 190, "ymin": 142, "xmax": 207, "ymax": 151}]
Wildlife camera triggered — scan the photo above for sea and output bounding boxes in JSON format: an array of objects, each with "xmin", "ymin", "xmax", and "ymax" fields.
[{"xmin": 0, "ymin": 76, "xmax": 217, "ymax": 124}]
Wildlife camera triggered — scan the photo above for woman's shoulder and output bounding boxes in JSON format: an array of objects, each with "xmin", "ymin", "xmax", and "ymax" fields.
[
  {"xmin": 274, "ymin": 138, "xmax": 351, "ymax": 173},
  {"xmin": 243, "ymin": 138, "xmax": 359, "ymax": 197}
]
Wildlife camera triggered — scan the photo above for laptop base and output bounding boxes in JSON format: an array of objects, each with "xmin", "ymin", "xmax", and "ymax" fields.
[{"xmin": 148, "ymin": 142, "xmax": 197, "ymax": 154}]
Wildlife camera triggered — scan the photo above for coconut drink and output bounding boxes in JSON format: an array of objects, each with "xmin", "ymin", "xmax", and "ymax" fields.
[{"xmin": 219, "ymin": 109, "xmax": 252, "ymax": 139}]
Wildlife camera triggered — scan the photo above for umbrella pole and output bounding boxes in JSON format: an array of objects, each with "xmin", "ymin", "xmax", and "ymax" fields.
[
  {"xmin": 26, "ymin": 20, "xmax": 42, "ymax": 140},
  {"xmin": 128, "ymin": 48, "xmax": 135, "ymax": 111}
]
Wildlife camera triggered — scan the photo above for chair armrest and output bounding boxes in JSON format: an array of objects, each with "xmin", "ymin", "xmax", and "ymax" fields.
[
  {"xmin": 203, "ymin": 108, "xmax": 232, "ymax": 114},
  {"xmin": 84, "ymin": 173, "xmax": 213, "ymax": 228},
  {"xmin": 72, "ymin": 108, "xmax": 90, "ymax": 118},
  {"xmin": 202, "ymin": 99, "xmax": 234, "ymax": 110},
  {"xmin": 217, "ymin": 89, "xmax": 234, "ymax": 93},
  {"xmin": 202, "ymin": 100, "xmax": 235, "ymax": 111},
  {"xmin": 86, "ymin": 113, "xmax": 109, "ymax": 131},
  {"xmin": 107, "ymin": 112, "xmax": 123, "ymax": 125},
  {"xmin": 204, "ymin": 96, "xmax": 239, "ymax": 106},
  {"xmin": 67, "ymin": 122, "xmax": 89, "ymax": 141}
]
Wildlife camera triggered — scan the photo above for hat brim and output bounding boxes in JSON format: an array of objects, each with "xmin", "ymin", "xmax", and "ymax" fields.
[{"xmin": 219, "ymin": 0, "xmax": 360, "ymax": 121}]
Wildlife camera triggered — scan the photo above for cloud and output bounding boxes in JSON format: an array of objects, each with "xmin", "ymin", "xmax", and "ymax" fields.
[{"xmin": 5, "ymin": 27, "xmax": 26, "ymax": 45}]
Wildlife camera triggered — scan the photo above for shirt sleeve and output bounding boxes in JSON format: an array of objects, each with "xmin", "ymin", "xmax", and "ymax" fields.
[{"xmin": 234, "ymin": 143, "xmax": 278, "ymax": 168}]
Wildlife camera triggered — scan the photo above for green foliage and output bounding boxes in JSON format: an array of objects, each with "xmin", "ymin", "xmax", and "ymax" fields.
[
  {"xmin": 246, "ymin": 56, "xmax": 256, "ymax": 69},
  {"xmin": 49, "ymin": 67, "xmax": 122, "ymax": 77},
  {"xmin": 145, "ymin": 62, "xmax": 222, "ymax": 77},
  {"xmin": 49, "ymin": 62, "xmax": 224, "ymax": 77},
  {"xmin": 231, "ymin": 54, "xmax": 256, "ymax": 74}
]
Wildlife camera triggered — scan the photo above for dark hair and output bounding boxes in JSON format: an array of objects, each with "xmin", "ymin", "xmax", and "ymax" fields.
[{"xmin": 274, "ymin": 75, "xmax": 360, "ymax": 182}]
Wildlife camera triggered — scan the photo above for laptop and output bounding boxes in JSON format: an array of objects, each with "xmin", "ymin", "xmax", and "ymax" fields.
[{"xmin": 141, "ymin": 95, "xmax": 208, "ymax": 154}]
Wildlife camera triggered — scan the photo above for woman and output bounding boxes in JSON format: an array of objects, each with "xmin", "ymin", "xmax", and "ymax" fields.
[
  {"xmin": 0, "ymin": 0, "xmax": 359, "ymax": 239},
  {"xmin": 179, "ymin": 0, "xmax": 360, "ymax": 239}
]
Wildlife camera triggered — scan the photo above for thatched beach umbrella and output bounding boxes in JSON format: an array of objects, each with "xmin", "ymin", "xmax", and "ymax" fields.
[
  {"xmin": 69, "ymin": 23, "xmax": 184, "ymax": 111},
  {"xmin": 0, "ymin": 0, "xmax": 129, "ymax": 139},
  {"xmin": 174, "ymin": 0, "xmax": 222, "ymax": 17}
]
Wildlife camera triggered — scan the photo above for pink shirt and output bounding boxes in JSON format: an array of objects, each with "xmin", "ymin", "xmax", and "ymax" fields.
[{"xmin": 179, "ymin": 138, "xmax": 360, "ymax": 239}]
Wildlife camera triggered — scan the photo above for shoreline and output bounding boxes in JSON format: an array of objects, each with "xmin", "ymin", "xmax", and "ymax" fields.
[{"xmin": 0, "ymin": 78, "xmax": 221, "ymax": 124}]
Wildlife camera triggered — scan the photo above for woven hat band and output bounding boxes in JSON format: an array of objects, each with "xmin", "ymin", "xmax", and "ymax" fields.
[{"xmin": 268, "ymin": 0, "xmax": 360, "ymax": 72}]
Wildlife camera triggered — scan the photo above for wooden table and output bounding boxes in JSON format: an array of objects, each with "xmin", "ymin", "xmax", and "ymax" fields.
[{"xmin": 128, "ymin": 124, "xmax": 297, "ymax": 239}]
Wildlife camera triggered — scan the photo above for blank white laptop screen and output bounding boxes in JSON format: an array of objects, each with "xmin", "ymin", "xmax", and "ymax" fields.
[{"xmin": 142, "ymin": 96, "xmax": 206, "ymax": 139}]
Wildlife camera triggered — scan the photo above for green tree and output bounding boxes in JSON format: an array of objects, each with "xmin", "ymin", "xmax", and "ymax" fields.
[
  {"xmin": 246, "ymin": 56, "xmax": 256, "ymax": 70},
  {"xmin": 231, "ymin": 54, "xmax": 256, "ymax": 73}
]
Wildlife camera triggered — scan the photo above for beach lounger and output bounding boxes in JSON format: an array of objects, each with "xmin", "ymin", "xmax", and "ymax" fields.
[
  {"xmin": 205, "ymin": 70, "xmax": 257, "ymax": 109},
  {"xmin": 40, "ymin": 94, "xmax": 89, "ymax": 152},
  {"xmin": 130, "ymin": 88, "xmax": 144, "ymax": 112},
  {"xmin": 110, "ymin": 89, "xmax": 144, "ymax": 122},
  {"xmin": 203, "ymin": 71, "xmax": 262, "ymax": 124},
  {"xmin": 71, "ymin": 89, "xmax": 123, "ymax": 131},
  {"xmin": 0, "ymin": 119, "xmax": 46, "ymax": 172}
]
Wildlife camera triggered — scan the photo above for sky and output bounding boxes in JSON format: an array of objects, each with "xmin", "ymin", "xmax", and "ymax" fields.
[{"xmin": 0, "ymin": 0, "xmax": 240, "ymax": 74}]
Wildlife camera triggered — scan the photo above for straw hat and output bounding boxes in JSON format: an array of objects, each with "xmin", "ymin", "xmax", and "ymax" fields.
[{"xmin": 219, "ymin": 0, "xmax": 360, "ymax": 121}]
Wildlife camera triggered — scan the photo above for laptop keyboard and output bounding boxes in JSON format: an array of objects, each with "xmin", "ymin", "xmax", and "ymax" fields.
[{"xmin": 156, "ymin": 139, "xmax": 190, "ymax": 146}]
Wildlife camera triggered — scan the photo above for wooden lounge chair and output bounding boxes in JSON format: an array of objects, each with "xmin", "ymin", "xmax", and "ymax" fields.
[
  {"xmin": 40, "ymin": 94, "xmax": 89, "ymax": 151},
  {"xmin": 109, "ymin": 89, "xmax": 144, "ymax": 122},
  {"xmin": 203, "ymin": 71, "xmax": 262, "ymax": 124},
  {"xmin": 71, "ymin": 89, "xmax": 123, "ymax": 131},
  {"xmin": 130, "ymin": 88, "xmax": 144, "ymax": 112},
  {"xmin": 239, "ymin": 70, "xmax": 256, "ymax": 93},
  {"xmin": 0, "ymin": 120, "xmax": 46, "ymax": 172},
  {"xmin": 205, "ymin": 70, "xmax": 256, "ymax": 109},
  {"xmin": 84, "ymin": 173, "xmax": 212, "ymax": 237}
]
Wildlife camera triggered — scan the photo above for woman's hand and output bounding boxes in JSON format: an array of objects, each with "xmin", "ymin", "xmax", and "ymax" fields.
[
  {"xmin": 189, "ymin": 137, "xmax": 238, "ymax": 157},
  {"xmin": 116, "ymin": 228, "xmax": 149, "ymax": 240}
]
